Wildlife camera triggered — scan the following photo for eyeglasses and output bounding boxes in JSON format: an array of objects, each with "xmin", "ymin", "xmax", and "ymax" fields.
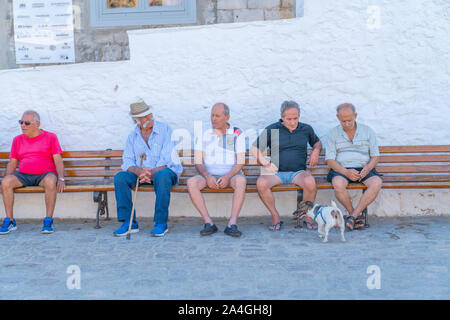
[{"xmin": 18, "ymin": 120, "xmax": 37, "ymax": 126}]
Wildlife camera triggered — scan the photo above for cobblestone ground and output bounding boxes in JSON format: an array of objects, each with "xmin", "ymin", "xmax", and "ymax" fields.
[{"xmin": 0, "ymin": 216, "xmax": 449, "ymax": 300}]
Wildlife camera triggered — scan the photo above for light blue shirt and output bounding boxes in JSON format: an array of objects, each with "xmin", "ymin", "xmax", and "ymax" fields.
[{"xmin": 121, "ymin": 121, "xmax": 183, "ymax": 178}]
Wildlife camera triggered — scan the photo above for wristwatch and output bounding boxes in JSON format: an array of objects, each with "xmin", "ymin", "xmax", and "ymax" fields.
[{"xmin": 58, "ymin": 177, "xmax": 65, "ymax": 182}]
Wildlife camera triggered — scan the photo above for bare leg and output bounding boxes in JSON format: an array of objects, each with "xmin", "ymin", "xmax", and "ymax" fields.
[
  {"xmin": 1, "ymin": 175, "xmax": 23, "ymax": 219},
  {"xmin": 228, "ymin": 175, "xmax": 246, "ymax": 226},
  {"xmin": 331, "ymin": 176, "xmax": 354, "ymax": 215},
  {"xmin": 256, "ymin": 174, "xmax": 283, "ymax": 228},
  {"xmin": 39, "ymin": 174, "xmax": 58, "ymax": 218},
  {"xmin": 351, "ymin": 176, "xmax": 382, "ymax": 218},
  {"xmin": 187, "ymin": 176, "xmax": 213, "ymax": 224}
]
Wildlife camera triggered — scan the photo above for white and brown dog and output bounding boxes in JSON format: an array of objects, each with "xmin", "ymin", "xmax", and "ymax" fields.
[{"xmin": 297, "ymin": 200, "xmax": 346, "ymax": 243}]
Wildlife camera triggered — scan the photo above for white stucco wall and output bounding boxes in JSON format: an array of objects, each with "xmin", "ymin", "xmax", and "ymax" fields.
[{"xmin": 0, "ymin": 0, "xmax": 449, "ymax": 219}]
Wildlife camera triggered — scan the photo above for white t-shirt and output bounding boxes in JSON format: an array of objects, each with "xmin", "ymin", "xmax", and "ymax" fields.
[{"xmin": 196, "ymin": 124, "xmax": 246, "ymax": 176}]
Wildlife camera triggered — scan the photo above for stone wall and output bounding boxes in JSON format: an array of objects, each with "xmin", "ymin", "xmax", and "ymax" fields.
[
  {"xmin": 0, "ymin": 0, "xmax": 449, "ymax": 218},
  {"xmin": 0, "ymin": 0, "xmax": 298, "ymax": 69},
  {"xmin": 217, "ymin": 0, "xmax": 296, "ymax": 23}
]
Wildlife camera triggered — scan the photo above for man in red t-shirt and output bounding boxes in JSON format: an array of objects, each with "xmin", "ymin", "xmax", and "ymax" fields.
[{"xmin": 0, "ymin": 110, "xmax": 65, "ymax": 235}]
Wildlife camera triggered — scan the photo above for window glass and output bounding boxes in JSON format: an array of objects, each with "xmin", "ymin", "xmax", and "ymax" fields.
[
  {"xmin": 149, "ymin": 0, "xmax": 182, "ymax": 6},
  {"xmin": 108, "ymin": 0, "xmax": 138, "ymax": 8}
]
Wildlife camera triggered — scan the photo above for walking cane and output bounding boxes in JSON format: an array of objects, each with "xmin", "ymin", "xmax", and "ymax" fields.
[{"xmin": 127, "ymin": 153, "xmax": 146, "ymax": 240}]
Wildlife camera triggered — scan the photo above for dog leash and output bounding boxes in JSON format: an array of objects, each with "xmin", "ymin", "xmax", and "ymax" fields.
[{"xmin": 313, "ymin": 206, "xmax": 327, "ymax": 225}]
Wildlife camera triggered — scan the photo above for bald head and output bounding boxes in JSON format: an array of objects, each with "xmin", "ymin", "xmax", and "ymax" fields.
[
  {"xmin": 211, "ymin": 102, "xmax": 230, "ymax": 130},
  {"xmin": 212, "ymin": 102, "xmax": 229, "ymax": 117},
  {"xmin": 336, "ymin": 103, "xmax": 357, "ymax": 132},
  {"xmin": 336, "ymin": 103, "xmax": 356, "ymax": 115}
]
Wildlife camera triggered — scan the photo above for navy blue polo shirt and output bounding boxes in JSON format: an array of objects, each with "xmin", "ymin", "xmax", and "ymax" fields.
[{"xmin": 253, "ymin": 120, "xmax": 320, "ymax": 172}]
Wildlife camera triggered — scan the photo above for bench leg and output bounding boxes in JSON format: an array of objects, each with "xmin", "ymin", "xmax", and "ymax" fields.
[
  {"xmin": 104, "ymin": 192, "xmax": 110, "ymax": 221},
  {"xmin": 93, "ymin": 191, "xmax": 109, "ymax": 229}
]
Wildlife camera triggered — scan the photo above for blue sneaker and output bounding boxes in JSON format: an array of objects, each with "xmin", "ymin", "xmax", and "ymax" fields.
[
  {"xmin": 41, "ymin": 217, "xmax": 54, "ymax": 234},
  {"xmin": 0, "ymin": 218, "xmax": 17, "ymax": 235},
  {"xmin": 150, "ymin": 223, "xmax": 168, "ymax": 237},
  {"xmin": 114, "ymin": 220, "xmax": 139, "ymax": 237}
]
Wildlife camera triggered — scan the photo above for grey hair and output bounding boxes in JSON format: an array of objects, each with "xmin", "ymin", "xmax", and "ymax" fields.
[
  {"xmin": 280, "ymin": 100, "xmax": 300, "ymax": 116},
  {"xmin": 213, "ymin": 102, "xmax": 230, "ymax": 116},
  {"xmin": 22, "ymin": 110, "xmax": 40, "ymax": 122},
  {"xmin": 336, "ymin": 103, "xmax": 356, "ymax": 114}
]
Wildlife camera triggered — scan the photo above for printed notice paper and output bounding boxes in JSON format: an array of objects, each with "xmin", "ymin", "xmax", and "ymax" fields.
[{"xmin": 13, "ymin": 0, "xmax": 75, "ymax": 64}]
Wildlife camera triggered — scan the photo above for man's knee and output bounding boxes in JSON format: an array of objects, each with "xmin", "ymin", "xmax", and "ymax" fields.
[
  {"xmin": 256, "ymin": 177, "xmax": 269, "ymax": 191},
  {"xmin": 332, "ymin": 177, "xmax": 348, "ymax": 191},
  {"xmin": 41, "ymin": 174, "xmax": 57, "ymax": 189},
  {"xmin": 1, "ymin": 175, "xmax": 17, "ymax": 189},
  {"xmin": 366, "ymin": 176, "xmax": 382, "ymax": 190},
  {"xmin": 187, "ymin": 176, "xmax": 204, "ymax": 190},
  {"xmin": 154, "ymin": 169, "xmax": 174, "ymax": 186},
  {"xmin": 297, "ymin": 174, "xmax": 316, "ymax": 192},
  {"xmin": 231, "ymin": 175, "xmax": 247, "ymax": 190},
  {"xmin": 114, "ymin": 171, "xmax": 132, "ymax": 185}
]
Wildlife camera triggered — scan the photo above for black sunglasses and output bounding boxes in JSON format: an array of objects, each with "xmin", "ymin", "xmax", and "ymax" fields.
[{"xmin": 18, "ymin": 120, "xmax": 37, "ymax": 126}]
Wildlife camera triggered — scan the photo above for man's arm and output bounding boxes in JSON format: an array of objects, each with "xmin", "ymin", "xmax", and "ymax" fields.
[
  {"xmin": 52, "ymin": 154, "xmax": 66, "ymax": 193},
  {"xmin": 4, "ymin": 159, "xmax": 19, "ymax": 176},
  {"xmin": 308, "ymin": 140, "xmax": 322, "ymax": 167},
  {"xmin": 360, "ymin": 156, "xmax": 380, "ymax": 179},
  {"xmin": 249, "ymin": 145, "xmax": 277, "ymax": 172},
  {"xmin": 194, "ymin": 150, "xmax": 218, "ymax": 189}
]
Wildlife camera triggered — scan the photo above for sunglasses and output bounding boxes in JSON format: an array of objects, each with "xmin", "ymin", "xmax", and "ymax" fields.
[{"xmin": 18, "ymin": 120, "xmax": 37, "ymax": 126}]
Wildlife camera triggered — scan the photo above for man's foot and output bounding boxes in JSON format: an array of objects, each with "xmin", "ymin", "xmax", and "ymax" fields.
[
  {"xmin": 41, "ymin": 217, "xmax": 54, "ymax": 234},
  {"xmin": 269, "ymin": 221, "xmax": 284, "ymax": 231},
  {"xmin": 200, "ymin": 223, "xmax": 218, "ymax": 236},
  {"xmin": 113, "ymin": 220, "xmax": 139, "ymax": 237},
  {"xmin": 224, "ymin": 224, "xmax": 242, "ymax": 237},
  {"xmin": 151, "ymin": 223, "xmax": 168, "ymax": 237},
  {"xmin": 303, "ymin": 216, "xmax": 318, "ymax": 230},
  {"xmin": 345, "ymin": 216, "xmax": 356, "ymax": 231},
  {"xmin": 0, "ymin": 218, "xmax": 17, "ymax": 235}
]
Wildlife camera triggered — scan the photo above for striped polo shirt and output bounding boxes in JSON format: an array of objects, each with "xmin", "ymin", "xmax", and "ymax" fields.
[{"xmin": 325, "ymin": 122, "xmax": 380, "ymax": 168}]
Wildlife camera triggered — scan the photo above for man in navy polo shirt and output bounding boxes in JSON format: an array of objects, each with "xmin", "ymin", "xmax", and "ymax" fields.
[{"xmin": 251, "ymin": 101, "xmax": 322, "ymax": 230}]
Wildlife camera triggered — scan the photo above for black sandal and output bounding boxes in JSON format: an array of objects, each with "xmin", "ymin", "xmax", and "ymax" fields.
[
  {"xmin": 353, "ymin": 216, "xmax": 366, "ymax": 230},
  {"xmin": 345, "ymin": 216, "xmax": 356, "ymax": 231}
]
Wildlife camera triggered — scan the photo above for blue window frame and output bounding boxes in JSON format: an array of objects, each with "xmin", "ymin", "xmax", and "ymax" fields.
[{"xmin": 90, "ymin": 0, "xmax": 197, "ymax": 27}]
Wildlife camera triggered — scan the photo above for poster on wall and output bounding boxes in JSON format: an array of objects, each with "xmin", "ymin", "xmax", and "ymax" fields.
[{"xmin": 13, "ymin": 0, "xmax": 75, "ymax": 64}]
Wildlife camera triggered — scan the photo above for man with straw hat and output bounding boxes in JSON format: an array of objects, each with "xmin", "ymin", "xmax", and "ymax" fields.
[{"xmin": 113, "ymin": 101, "xmax": 183, "ymax": 237}]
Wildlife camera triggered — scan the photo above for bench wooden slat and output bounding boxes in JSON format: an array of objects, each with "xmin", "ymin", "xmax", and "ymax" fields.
[
  {"xmin": 63, "ymin": 169, "xmax": 121, "ymax": 177},
  {"xmin": 61, "ymin": 150, "xmax": 123, "ymax": 158},
  {"xmin": 378, "ymin": 145, "xmax": 450, "ymax": 153},
  {"xmin": 63, "ymin": 159, "xmax": 122, "ymax": 168},
  {"xmin": 375, "ymin": 165, "xmax": 450, "ymax": 173}
]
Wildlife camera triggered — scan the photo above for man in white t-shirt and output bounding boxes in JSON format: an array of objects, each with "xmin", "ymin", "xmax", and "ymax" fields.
[{"xmin": 187, "ymin": 103, "xmax": 247, "ymax": 237}]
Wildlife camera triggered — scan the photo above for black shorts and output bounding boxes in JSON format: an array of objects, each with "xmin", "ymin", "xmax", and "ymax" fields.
[
  {"xmin": 13, "ymin": 172, "xmax": 57, "ymax": 187},
  {"xmin": 326, "ymin": 167, "xmax": 381, "ymax": 183}
]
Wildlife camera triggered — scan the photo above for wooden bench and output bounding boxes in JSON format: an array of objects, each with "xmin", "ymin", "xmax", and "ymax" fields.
[
  {"xmin": 0, "ymin": 150, "xmax": 120, "ymax": 228},
  {"xmin": 1, "ymin": 145, "xmax": 449, "ymax": 229}
]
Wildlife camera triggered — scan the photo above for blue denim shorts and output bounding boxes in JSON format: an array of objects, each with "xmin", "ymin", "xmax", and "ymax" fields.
[{"xmin": 275, "ymin": 170, "xmax": 305, "ymax": 184}]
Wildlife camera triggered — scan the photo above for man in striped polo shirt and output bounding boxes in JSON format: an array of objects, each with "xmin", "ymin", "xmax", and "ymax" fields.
[{"xmin": 325, "ymin": 103, "xmax": 383, "ymax": 231}]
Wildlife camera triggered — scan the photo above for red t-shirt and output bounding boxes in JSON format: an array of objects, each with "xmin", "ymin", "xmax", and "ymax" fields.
[{"xmin": 10, "ymin": 130, "xmax": 63, "ymax": 175}]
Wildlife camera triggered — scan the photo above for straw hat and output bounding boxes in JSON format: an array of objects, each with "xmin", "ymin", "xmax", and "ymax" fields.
[{"xmin": 129, "ymin": 101, "xmax": 153, "ymax": 118}]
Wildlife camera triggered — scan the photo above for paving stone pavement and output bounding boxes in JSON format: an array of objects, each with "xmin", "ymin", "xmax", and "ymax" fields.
[{"xmin": 0, "ymin": 215, "xmax": 449, "ymax": 300}]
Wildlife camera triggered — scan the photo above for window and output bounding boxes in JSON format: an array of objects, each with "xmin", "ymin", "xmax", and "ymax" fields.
[{"xmin": 90, "ymin": 0, "xmax": 197, "ymax": 27}]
